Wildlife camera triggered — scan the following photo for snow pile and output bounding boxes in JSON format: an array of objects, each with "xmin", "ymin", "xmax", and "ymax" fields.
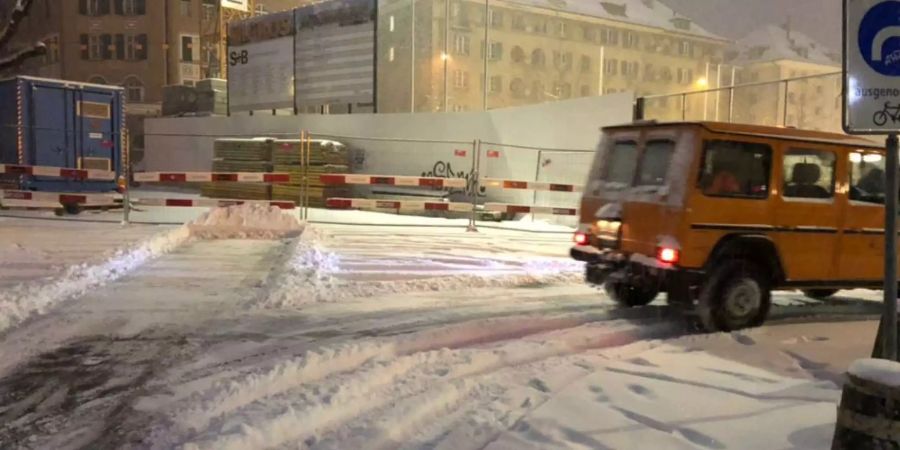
[
  {"xmin": 258, "ymin": 229, "xmax": 582, "ymax": 308},
  {"xmin": 188, "ymin": 203, "xmax": 304, "ymax": 240},
  {"xmin": 0, "ymin": 225, "xmax": 191, "ymax": 334},
  {"xmin": 849, "ymin": 358, "xmax": 900, "ymax": 387}
]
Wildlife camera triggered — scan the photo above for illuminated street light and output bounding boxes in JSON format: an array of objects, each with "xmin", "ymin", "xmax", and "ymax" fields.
[
  {"xmin": 441, "ymin": 52, "xmax": 450, "ymax": 61},
  {"xmin": 695, "ymin": 77, "xmax": 709, "ymax": 89}
]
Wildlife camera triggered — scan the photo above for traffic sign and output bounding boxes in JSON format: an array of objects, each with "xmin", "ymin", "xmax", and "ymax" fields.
[{"xmin": 844, "ymin": 0, "xmax": 900, "ymax": 134}]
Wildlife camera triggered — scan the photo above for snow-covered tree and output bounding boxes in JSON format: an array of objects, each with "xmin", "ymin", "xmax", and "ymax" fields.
[{"xmin": 0, "ymin": 0, "xmax": 46, "ymax": 71}]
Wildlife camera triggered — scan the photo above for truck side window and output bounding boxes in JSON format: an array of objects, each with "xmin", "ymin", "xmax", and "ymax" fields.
[
  {"xmin": 636, "ymin": 140, "xmax": 675, "ymax": 186},
  {"xmin": 603, "ymin": 140, "xmax": 638, "ymax": 186},
  {"xmin": 698, "ymin": 140, "xmax": 772, "ymax": 199},
  {"xmin": 849, "ymin": 152, "xmax": 886, "ymax": 204},
  {"xmin": 782, "ymin": 149, "xmax": 836, "ymax": 199}
]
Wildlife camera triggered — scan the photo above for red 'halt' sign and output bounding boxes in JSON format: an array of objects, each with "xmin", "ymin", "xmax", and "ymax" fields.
[
  {"xmin": 487, "ymin": 150, "xmax": 501, "ymax": 158},
  {"xmin": 454, "ymin": 149, "xmax": 467, "ymax": 157}
]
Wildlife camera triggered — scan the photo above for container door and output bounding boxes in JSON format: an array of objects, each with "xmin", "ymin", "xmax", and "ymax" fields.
[
  {"xmin": 28, "ymin": 83, "xmax": 72, "ymax": 168},
  {"xmin": 76, "ymin": 89, "xmax": 117, "ymax": 174},
  {"xmin": 773, "ymin": 143, "xmax": 841, "ymax": 282}
]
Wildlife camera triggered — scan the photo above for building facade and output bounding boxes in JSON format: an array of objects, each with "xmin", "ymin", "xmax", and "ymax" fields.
[{"xmin": 377, "ymin": 0, "xmax": 730, "ymax": 113}]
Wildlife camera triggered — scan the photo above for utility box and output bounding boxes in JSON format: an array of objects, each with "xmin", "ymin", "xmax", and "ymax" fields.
[{"xmin": 0, "ymin": 76, "xmax": 124, "ymax": 192}]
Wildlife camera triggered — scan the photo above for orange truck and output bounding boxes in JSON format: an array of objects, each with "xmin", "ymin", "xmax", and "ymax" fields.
[{"xmin": 571, "ymin": 121, "xmax": 887, "ymax": 331}]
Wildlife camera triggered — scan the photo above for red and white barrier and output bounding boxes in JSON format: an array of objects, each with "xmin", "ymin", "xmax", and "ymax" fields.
[
  {"xmin": 485, "ymin": 203, "xmax": 579, "ymax": 216},
  {"xmin": 1, "ymin": 190, "xmax": 120, "ymax": 208},
  {"xmin": 0, "ymin": 164, "xmax": 116, "ymax": 181},
  {"xmin": 481, "ymin": 178, "xmax": 583, "ymax": 193},
  {"xmin": 320, "ymin": 174, "xmax": 467, "ymax": 189},
  {"xmin": 133, "ymin": 172, "xmax": 291, "ymax": 183},
  {"xmin": 326, "ymin": 198, "xmax": 472, "ymax": 212},
  {"xmin": 133, "ymin": 198, "xmax": 296, "ymax": 210}
]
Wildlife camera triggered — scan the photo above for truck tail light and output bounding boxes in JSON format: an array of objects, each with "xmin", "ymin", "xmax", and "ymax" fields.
[
  {"xmin": 116, "ymin": 176, "xmax": 127, "ymax": 193},
  {"xmin": 657, "ymin": 247, "xmax": 680, "ymax": 265},
  {"xmin": 574, "ymin": 232, "xmax": 589, "ymax": 245}
]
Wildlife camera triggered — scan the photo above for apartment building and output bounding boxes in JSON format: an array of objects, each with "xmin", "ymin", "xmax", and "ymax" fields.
[
  {"xmin": 377, "ymin": 0, "xmax": 730, "ymax": 113},
  {"xmin": 726, "ymin": 24, "xmax": 841, "ymax": 131}
]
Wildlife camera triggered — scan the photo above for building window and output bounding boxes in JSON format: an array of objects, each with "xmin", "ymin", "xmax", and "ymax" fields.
[
  {"xmin": 678, "ymin": 40, "xmax": 693, "ymax": 56},
  {"xmin": 83, "ymin": 34, "xmax": 102, "ymax": 60},
  {"xmin": 531, "ymin": 49, "xmax": 546, "ymax": 68},
  {"xmin": 676, "ymin": 68, "xmax": 693, "ymax": 84},
  {"xmin": 510, "ymin": 78, "xmax": 526, "ymax": 98},
  {"xmin": 532, "ymin": 80, "xmax": 545, "ymax": 99},
  {"xmin": 621, "ymin": 61, "xmax": 639, "ymax": 77},
  {"xmin": 553, "ymin": 51, "xmax": 572, "ymax": 70},
  {"xmin": 123, "ymin": 77, "xmax": 145, "ymax": 103},
  {"xmin": 82, "ymin": 0, "xmax": 110, "ymax": 16},
  {"xmin": 600, "ymin": 28, "xmax": 619, "ymax": 45},
  {"xmin": 453, "ymin": 69, "xmax": 469, "ymax": 88},
  {"xmin": 490, "ymin": 75, "xmax": 502, "ymax": 93},
  {"xmin": 583, "ymin": 26, "xmax": 596, "ymax": 42},
  {"xmin": 181, "ymin": 35, "xmax": 198, "ymax": 62},
  {"xmin": 486, "ymin": 41, "xmax": 502, "ymax": 60},
  {"xmin": 556, "ymin": 22, "xmax": 567, "ymax": 38},
  {"xmin": 87, "ymin": 75, "xmax": 108, "ymax": 85},
  {"xmin": 489, "ymin": 9, "xmax": 503, "ymax": 28},
  {"xmin": 43, "ymin": 35, "xmax": 60, "ymax": 64},
  {"xmin": 624, "ymin": 31, "xmax": 639, "ymax": 48},
  {"xmin": 553, "ymin": 82, "xmax": 571, "ymax": 99},
  {"xmin": 580, "ymin": 55, "xmax": 591, "ymax": 73},
  {"xmin": 122, "ymin": 0, "xmax": 145, "ymax": 15},
  {"xmin": 511, "ymin": 46, "xmax": 526, "ymax": 63},
  {"xmin": 453, "ymin": 34, "xmax": 470, "ymax": 56},
  {"xmin": 179, "ymin": 0, "xmax": 191, "ymax": 17},
  {"xmin": 604, "ymin": 59, "xmax": 618, "ymax": 75},
  {"xmin": 643, "ymin": 63, "xmax": 654, "ymax": 81},
  {"xmin": 512, "ymin": 14, "xmax": 525, "ymax": 31}
]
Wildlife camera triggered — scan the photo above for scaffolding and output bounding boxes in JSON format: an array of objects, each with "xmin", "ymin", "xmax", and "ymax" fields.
[{"xmin": 200, "ymin": 0, "xmax": 258, "ymax": 79}]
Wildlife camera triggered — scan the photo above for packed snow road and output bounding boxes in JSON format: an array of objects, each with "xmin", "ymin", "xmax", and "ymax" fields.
[{"xmin": 0, "ymin": 207, "xmax": 887, "ymax": 449}]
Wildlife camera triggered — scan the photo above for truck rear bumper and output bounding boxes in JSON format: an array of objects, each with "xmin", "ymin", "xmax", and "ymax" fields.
[{"xmin": 572, "ymin": 245, "xmax": 701, "ymax": 288}]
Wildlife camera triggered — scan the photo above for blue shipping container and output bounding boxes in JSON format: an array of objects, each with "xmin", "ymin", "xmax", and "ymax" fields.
[{"xmin": 0, "ymin": 76, "xmax": 124, "ymax": 192}]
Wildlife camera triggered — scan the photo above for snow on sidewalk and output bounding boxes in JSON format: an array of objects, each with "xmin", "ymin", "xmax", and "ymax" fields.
[{"xmin": 258, "ymin": 224, "xmax": 585, "ymax": 307}]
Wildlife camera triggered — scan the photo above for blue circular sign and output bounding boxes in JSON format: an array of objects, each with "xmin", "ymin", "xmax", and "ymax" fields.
[{"xmin": 860, "ymin": 1, "xmax": 900, "ymax": 76}]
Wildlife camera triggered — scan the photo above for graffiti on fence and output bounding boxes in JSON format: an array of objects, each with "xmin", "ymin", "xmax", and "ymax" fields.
[{"xmin": 421, "ymin": 160, "xmax": 485, "ymax": 196}]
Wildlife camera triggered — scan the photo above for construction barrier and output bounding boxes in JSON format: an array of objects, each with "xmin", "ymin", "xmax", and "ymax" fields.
[
  {"xmin": 485, "ymin": 203, "xmax": 579, "ymax": 216},
  {"xmin": 0, "ymin": 164, "xmax": 116, "ymax": 181},
  {"xmin": 325, "ymin": 198, "xmax": 472, "ymax": 212},
  {"xmin": 133, "ymin": 198, "xmax": 296, "ymax": 210},
  {"xmin": 134, "ymin": 172, "xmax": 292, "ymax": 183},
  {"xmin": 481, "ymin": 178, "xmax": 583, "ymax": 193},
  {"xmin": 320, "ymin": 174, "xmax": 467, "ymax": 189}
]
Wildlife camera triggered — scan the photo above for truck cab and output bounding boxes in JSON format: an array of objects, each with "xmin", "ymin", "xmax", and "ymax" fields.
[{"xmin": 572, "ymin": 121, "xmax": 885, "ymax": 331}]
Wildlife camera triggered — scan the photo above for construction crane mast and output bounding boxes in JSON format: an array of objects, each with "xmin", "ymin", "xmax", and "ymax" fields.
[{"xmin": 200, "ymin": 0, "xmax": 258, "ymax": 79}]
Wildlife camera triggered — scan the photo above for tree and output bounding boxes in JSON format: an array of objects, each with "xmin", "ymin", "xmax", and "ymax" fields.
[{"xmin": 0, "ymin": 0, "xmax": 46, "ymax": 71}]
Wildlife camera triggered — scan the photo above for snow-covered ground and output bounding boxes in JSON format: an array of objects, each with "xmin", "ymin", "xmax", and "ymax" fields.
[{"xmin": 0, "ymin": 205, "xmax": 887, "ymax": 449}]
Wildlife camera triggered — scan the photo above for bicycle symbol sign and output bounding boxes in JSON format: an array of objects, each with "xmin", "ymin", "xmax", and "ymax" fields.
[{"xmin": 844, "ymin": 0, "xmax": 900, "ymax": 134}]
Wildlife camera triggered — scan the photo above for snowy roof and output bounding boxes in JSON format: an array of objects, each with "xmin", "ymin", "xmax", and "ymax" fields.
[
  {"xmin": 501, "ymin": 0, "xmax": 726, "ymax": 41},
  {"xmin": 727, "ymin": 24, "xmax": 839, "ymax": 66}
]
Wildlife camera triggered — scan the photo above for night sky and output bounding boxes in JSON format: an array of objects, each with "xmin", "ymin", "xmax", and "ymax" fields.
[{"xmin": 661, "ymin": 0, "xmax": 841, "ymax": 50}]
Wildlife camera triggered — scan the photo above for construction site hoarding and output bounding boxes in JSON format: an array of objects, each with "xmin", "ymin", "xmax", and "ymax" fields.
[{"xmin": 227, "ymin": 11, "xmax": 296, "ymax": 112}]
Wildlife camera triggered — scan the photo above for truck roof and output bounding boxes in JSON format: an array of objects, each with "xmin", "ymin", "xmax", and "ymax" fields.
[
  {"xmin": 603, "ymin": 121, "xmax": 882, "ymax": 150},
  {"xmin": 1, "ymin": 75, "xmax": 124, "ymax": 91}
]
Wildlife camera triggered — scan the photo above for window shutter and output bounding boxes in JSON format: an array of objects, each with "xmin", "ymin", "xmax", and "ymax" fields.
[
  {"xmin": 136, "ymin": 0, "xmax": 146, "ymax": 15},
  {"xmin": 136, "ymin": 34, "xmax": 148, "ymax": 60},
  {"xmin": 78, "ymin": 0, "xmax": 87, "ymax": 14},
  {"xmin": 113, "ymin": 0, "xmax": 123, "ymax": 15},
  {"xmin": 101, "ymin": 34, "xmax": 112, "ymax": 59},
  {"xmin": 115, "ymin": 34, "xmax": 125, "ymax": 59},
  {"xmin": 80, "ymin": 34, "xmax": 89, "ymax": 59},
  {"xmin": 99, "ymin": 0, "xmax": 110, "ymax": 15}
]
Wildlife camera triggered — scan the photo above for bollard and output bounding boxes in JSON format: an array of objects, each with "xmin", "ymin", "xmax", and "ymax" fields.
[{"xmin": 833, "ymin": 358, "xmax": 900, "ymax": 449}]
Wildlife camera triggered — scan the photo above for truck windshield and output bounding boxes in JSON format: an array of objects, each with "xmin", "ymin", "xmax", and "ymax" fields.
[{"xmin": 603, "ymin": 140, "xmax": 638, "ymax": 185}]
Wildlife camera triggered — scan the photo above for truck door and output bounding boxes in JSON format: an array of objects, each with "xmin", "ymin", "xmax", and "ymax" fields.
[
  {"xmin": 28, "ymin": 82, "xmax": 72, "ymax": 168},
  {"xmin": 840, "ymin": 150, "xmax": 887, "ymax": 282},
  {"xmin": 774, "ymin": 144, "xmax": 841, "ymax": 282},
  {"xmin": 75, "ymin": 88, "xmax": 118, "ymax": 174}
]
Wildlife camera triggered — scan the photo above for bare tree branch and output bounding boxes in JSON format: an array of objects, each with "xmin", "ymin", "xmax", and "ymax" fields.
[
  {"xmin": 0, "ymin": 41, "xmax": 45, "ymax": 71},
  {"xmin": 0, "ymin": 0, "xmax": 36, "ymax": 51}
]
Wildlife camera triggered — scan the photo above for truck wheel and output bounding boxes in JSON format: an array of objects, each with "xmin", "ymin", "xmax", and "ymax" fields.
[
  {"xmin": 802, "ymin": 289, "xmax": 839, "ymax": 300},
  {"xmin": 605, "ymin": 281, "xmax": 659, "ymax": 307},
  {"xmin": 698, "ymin": 260, "xmax": 771, "ymax": 332}
]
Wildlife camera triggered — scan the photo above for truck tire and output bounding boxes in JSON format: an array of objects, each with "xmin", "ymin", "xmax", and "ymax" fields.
[
  {"xmin": 698, "ymin": 260, "xmax": 771, "ymax": 332},
  {"xmin": 605, "ymin": 281, "xmax": 659, "ymax": 307},
  {"xmin": 802, "ymin": 289, "xmax": 839, "ymax": 300}
]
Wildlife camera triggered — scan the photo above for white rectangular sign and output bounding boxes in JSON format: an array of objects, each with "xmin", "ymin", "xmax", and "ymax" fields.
[
  {"xmin": 227, "ymin": 36, "xmax": 295, "ymax": 112},
  {"xmin": 845, "ymin": 0, "xmax": 900, "ymax": 134},
  {"xmin": 221, "ymin": 0, "xmax": 248, "ymax": 12}
]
